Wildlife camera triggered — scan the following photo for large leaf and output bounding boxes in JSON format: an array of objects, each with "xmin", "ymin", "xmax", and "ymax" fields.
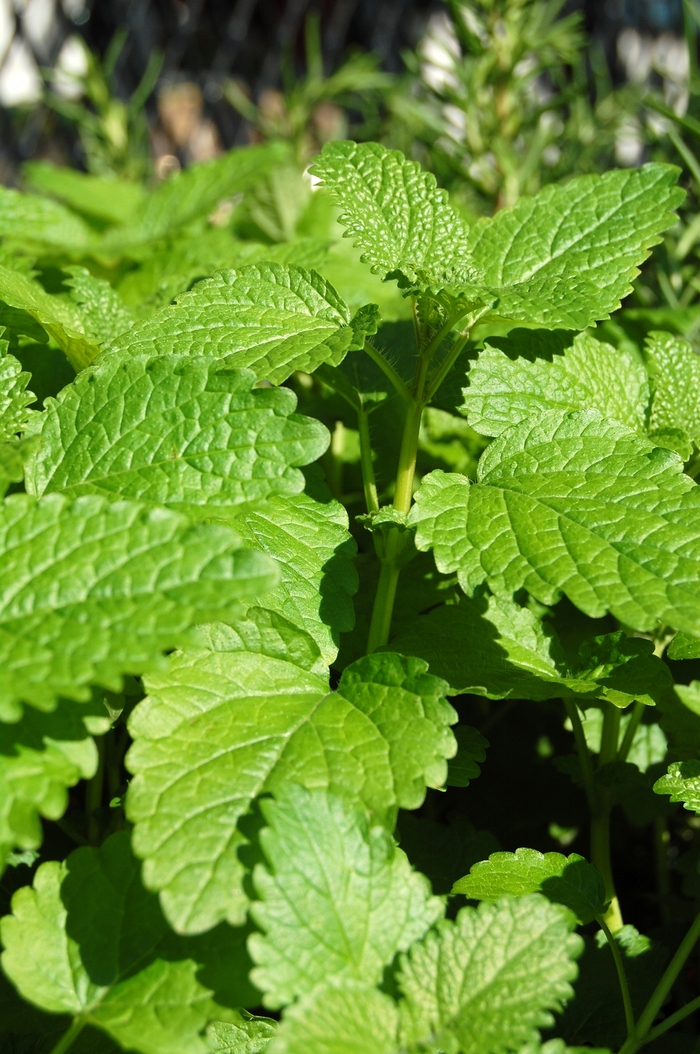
[
  {"xmin": 25, "ymin": 357, "xmax": 328, "ymax": 518},
  {"xmin": 105, "ymin": 264, "xmax": 376, "ymax": 385},
  {"xmin": 0, "ymin": 266, "xmax": 101, "ymax": 370},
  {"xmin": 0, "ymin": 493, "xmax": 277, "ymax": 720},
  {"xmin": 409, "ymin": 410, "xmax": 700, "ymax": 635},
  {"xmin": 249, "ymin": 785, "xmax": 443, "ymax": 1007},
  {"xmin": 398, "ymin": 896, "xmax": 582, "ymax": 1054},
  {"xmin": 311, "ymin": 140, "xmax": 474, "ymax": 289},
  {"xmin": 468, "ymin": 164, "xmax": 683, "ymax": 328},
  {"xmin": 126, "ymin": 640, "xmax": 456, "ymax": 933},
  {"xmin": 645, "ymin": 330, "xmax": 700, "ymax": 446},
  {"xmin": 452, "ymin": 848, "xmax": 607, "ymax": 926},
  {"xmin": 0, "ymin": 696, "xmax": 110, "ymax": 869},
  {"xmin": 232, "ymin": 490, "xmax": 358, "ymax": 663},
  {"xmin": 0, "ymin": 833, "xmax": 256, "ymax": 1054},
  {"xmin": 0, "ymin": 350, "xmax": 35, "ymax": 441},
  {"xmin": 462, "ymin": 330, "xmax": 649, "ymax": 438}
]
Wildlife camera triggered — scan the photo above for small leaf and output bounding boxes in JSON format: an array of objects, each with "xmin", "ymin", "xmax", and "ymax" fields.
[
  {"xmin": 446, "ymin": 725, "xmax": 489, "ymax": 787},
  {"xmin": 249, "ymin": 785, "xmax": 443, "ymax": 1007},
  {"xmin": 653, "ymin": 759, "xmax": 700, "ymax": 812},
  {"xmin": 0, "ymin": 265, "xmax": 101, "ymax": 370},
  {"xmin": 26, "ymin": 357, "xmax": 328, "ymax": 518},
  {"xmin": 410, "ymin": 411, "xmax": 700, "ymax": 636},
  {"xmin": 0, "ymin": 493, "xmax": 277, "ymax": 720},
  {"xmin": 268, "ymin": 980, "xmax": 400, "ymax": 1054},
  {"xmin": 452, "ymin": 848, "xmax": 607, "ymax": 925},
  {"xmin": 468, "ymin": 164, "xmax": 683, "ymax": 328},
  {"xmin": 646, "ymin": 330, "xmax": 700, "ymax": 446},
  {"xmin": 398, "ymin": 895, "xmax": 582, "ymax": 1054},
  {"xmin": 462, "ymin": 330, "xmax": 649, "ymax": 438},
  {"xmin": 0, "ymin": 833, "xmax": 256, "ymax": 1054},
  {"xmin": 64, "ymin": 266, "xmax": 134, "ymax": 346},
  {"xmin": 106, "ymin": 265, "xmax": 370, "ymax": 385},
  {"xmin": 126, "ymin": 643, "xmax": 456, "ymax": 934},
  {"xmin": 311, "ymin": 141, "xmax": 475, "ymax": 290},
  {"xmin": 206, "ymin": 1013, "xmax": 276, "ymax": 1053},
  {"xmin": 668, "ymin": 632, "xmax": 700, "ymax": 659},
  {"xmin": 0, "ymin": 350, "xmax": 35, "ymax": 442}
]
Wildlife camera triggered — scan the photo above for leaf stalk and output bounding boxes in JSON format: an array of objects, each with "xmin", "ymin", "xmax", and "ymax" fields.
[{"xmin": 49, "ymin": 1018, "xmax": 86, "ymax": 1054}]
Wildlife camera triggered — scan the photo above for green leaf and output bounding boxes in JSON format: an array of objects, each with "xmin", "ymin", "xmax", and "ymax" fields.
[
  {"xmin": 268, "ymin": 980, "xmax": 400, "ymax": 1054},
  {"xmin": 126, "ymin": 643, "xmax": 456, "ymax": 933},
  {"xmin": 0, "ymin": 350, "xmax": 35, "ymax": 441},
  {"xmin": 25, "ymin": 357, "xmax": 328, "ymax": 518},
  {"xmin": 452, "ymin": 848, "xmax": 607, "ymax": 925},
  {"xmin": 311, "ymin": 141, "xmax": 475, "ymax": 290},
  {"xmin": 0, "ymin": 185, "xmax": 94, "ymax": 251},
  {"xmin": 653, "ymin": 759, "xmax": 700, "ymax": 812},
  {"xmin": 645, "ymin": 330, "xmax": 700, "ymax": 446},
  {"xmin": 0, "ymin": 833, "xmax": 255, "ymax": 1054},
  {"xmin": 0, "ymin": 493, "xmax": 277, "ymax": 720},
  {"xmin": 446, "ymin": 725, "xmax": 489, "ymax": 787},
  {"xmin": 0, "ymin": 266, "xmax": 101, "ymax": 371},
  {"xmin": 64, "ymin": 267, "xmax": 134, "ymax": 346},
  {"xmin": 232, "ymin": 490, "xmax": 358, "ymax": 663},
  {"xmin": 1, "ymin": 696, "xmax": 109, "ymax": 869},
  {"xmin": 462, "ymin": 330, "xmax": 649, "ymax": 438},
  {"xmin": 468, "ymin": 163, "xmax": 683, "ymax": 328},
  {"xmin": 668, "ymin": 632, "xmax": 700, "ymax": 659},
  {"xmin": 249, "ymin": 785, "xmax": 443, "ymax": 1007},
  {"xmin": 105, "ymin": 265, "xmax": 374, "ymax": 385},
  {"xmin": 410, "ymin": 410, "xmax": 700, "ymax": 635},
  {"xmin": 207, "ymin": 1012, "xmax": 277, "ymax": 1053},
  {"xmin": 398, "ymin": 895, "xmax": 582, "ymax": 1054},
  {"xmin": 23, "ymin": 161, "xmax": 146, "ymax": 226},
  {"xmin": 572, "ymin": 706, "xmax": 667, "ymax": 772}
]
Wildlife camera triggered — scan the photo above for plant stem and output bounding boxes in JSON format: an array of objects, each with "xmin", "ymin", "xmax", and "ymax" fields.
[
  {"xmin": 598, "ymin": 915, "xmax": 635, "ymax": 1039},
  {"xmin": 49, "ymin": 1018, "xmax": 86, "ymax": 1054},
  {"xmin": 393, "ymin": 399, "xmax": 424, "ymax": 516},
  {"xmin": 357, "ymin": 406, "xmax": 379, "ymax": 513},
  {"xmin": 599, "ymin": 703, "xmax": 621, "ymax": 765},
  {"xmin": 366, "ymin": 559, "xmax": 401, "ymax": 653},
  {"xmin": 644, "ymin": 993, "xmax": 700, "ymax": 1043},
  {"xmin": 363, "ymin": 341, "xmax": 412, "ymax": 405},
  {"xmin": 635, "ymin": 908, "xmax": 700, "ymax": 1040},
  {"xmin": 425, "ymin": 332, "xmax": 469, "ymax": 403},
  {"xmin": 564, "ymin": 699, "xmax": 597, "ymax": 816},
  {"xmin": 617, "ymin": 701, "xmax": 645, "ymax": 763},
  {"xmin": 590, "ymin": 703, "xmax": 623, "ymax": 930}
]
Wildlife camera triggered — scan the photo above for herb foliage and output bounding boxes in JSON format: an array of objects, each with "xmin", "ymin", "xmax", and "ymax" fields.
[{"xmin": 2, "ymin": 138, "xmax": 700, "ymax": 1054}]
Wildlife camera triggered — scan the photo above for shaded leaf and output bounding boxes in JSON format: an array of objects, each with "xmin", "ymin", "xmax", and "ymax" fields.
[
  {"xmin": 446, "ymin": 725, "xmax": 489, "ymax": 787},
  {"xmin": 653, "ymin": 759, "xmax": 700, "ymax": 812}
]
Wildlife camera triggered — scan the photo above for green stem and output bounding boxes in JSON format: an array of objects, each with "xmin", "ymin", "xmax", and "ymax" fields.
[
  {"xmin": 600, "ymin": 703, "xmax": 621, "ymax": 765},
  {"xmin": 357, "ymin": 406, "xmax": 379, "ymax": 514},
  {"xmin": 598, "ymin": 915, "xmax": 635, "ymax": 1039},
  {"xmin": 425, "ymin": 332, "xmax": 470, "ymax": 404},
  {"xmin": 86, "ymin": 734, "xmax": 105, "ymax": 844},
  {"xmin": 363, "ymin": 341, "xmax": 412, "ymax": 405},
  {"xmin": 633, "ymin": 908, "xmax": 700, "ymax": 1041},
  {"xmin": 393, "ymin": 399, "xmax": 424, "ymax": 516},
  {"xmin": 564, "ymin": 698, "xmax": 597, "ymax": 816},
  {"xmin": 591, "ymin": 805, "xmax": 623, "ymax": 932},
  {"xmin": 617, "ymin": 701, "xmax": 645, "ymax": 763},
  {"xmin": 366, "ymin": 559, "xmax": 401, "ymax": 653},
  {"xmin": 644, "ymin": 992, "xmax": 700, "ymax": 1044},
  {"xmin": 49, "ymin": 1018, "xmax": 86, "ymax": 1054}
]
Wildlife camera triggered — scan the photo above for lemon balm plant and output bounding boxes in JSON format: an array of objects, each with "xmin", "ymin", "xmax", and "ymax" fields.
[{"xmin": 3, "ymin": 140, "xmax": 700, "ymax": 1054}]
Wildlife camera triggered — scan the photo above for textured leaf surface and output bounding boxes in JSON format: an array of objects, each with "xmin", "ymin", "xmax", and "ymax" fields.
[
  {"xmin": 462, "ymin": 330, "xmax": 649, "ymax": 437},
  {"xmin": 64, "ymin": 267, "xmax": 134, "ymax": 346},
  {"xmin": 467, "ymin": 164, "xmax": 683, "ymax": 328},
  {"xmin": 0, "ymin": 493, "xmax": 277, "ymax": 720},
  {"xmin": 0, "ymin": 834, "xmax": 251, "ymax": 1054},
  {"xmin": 0, "ymin": 351, "xmax": 35, "ymax": 441},
  {"xmin": 0, "ymin": 266, "xmax": 100, "ymax": 370},
  {"xmin": 106, "ymin": 265, "xmax": 374, "ymax": 385},
  {"xmin": 452, "ymin": 849, "xmax": 607, "ymax": 925},
  {"xmin": 1, "ymin": 697, "xmax": 108, "ymax": 868},
  {"xmin": 233, "ymin": 490, "xmax": 357, "ymax": 662},
  {"xmin": 653, "ymin": 760, "xmax": 700, "ymax": 812},
  {"xmin": 249, "ymin": 786, "xmax": 443, "ymax": 1007},
  {"xmin": 0, "ymin": 185, "xmax": 93, "ymax": 250},
  {"xmin": 646, "ymin": 330, "xmax": 700, "ymax": 445},
  {"xmin": 268, "ymin": 980, "xmax": 400, "ymax": 1054},
  {"xmin": 398, "ymin": 896, "xmax": 582, "ymax": 1054},
  {"xmin": 311, "ymin": 141, "xmax": 474, "ymax": 289},
  {"xmin": 126, "ymin": 643, "xmax": 456, "ymax": 933},
  {"xmin": 410, "ymin": 411, "xmax": 700, "ymax": 635},
  {"xmin": 26, "ymin": 357, "xmax": 328, "ymax": 518},
  {"xmin": 207, "ymin": 1013, "xmax": 277, "ymax": 1053}
]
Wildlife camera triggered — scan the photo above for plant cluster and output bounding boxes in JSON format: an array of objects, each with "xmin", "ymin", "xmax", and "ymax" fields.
[{"xmin": 3, "ymin": 136, "xmax": 700, "ymax": 1054}]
